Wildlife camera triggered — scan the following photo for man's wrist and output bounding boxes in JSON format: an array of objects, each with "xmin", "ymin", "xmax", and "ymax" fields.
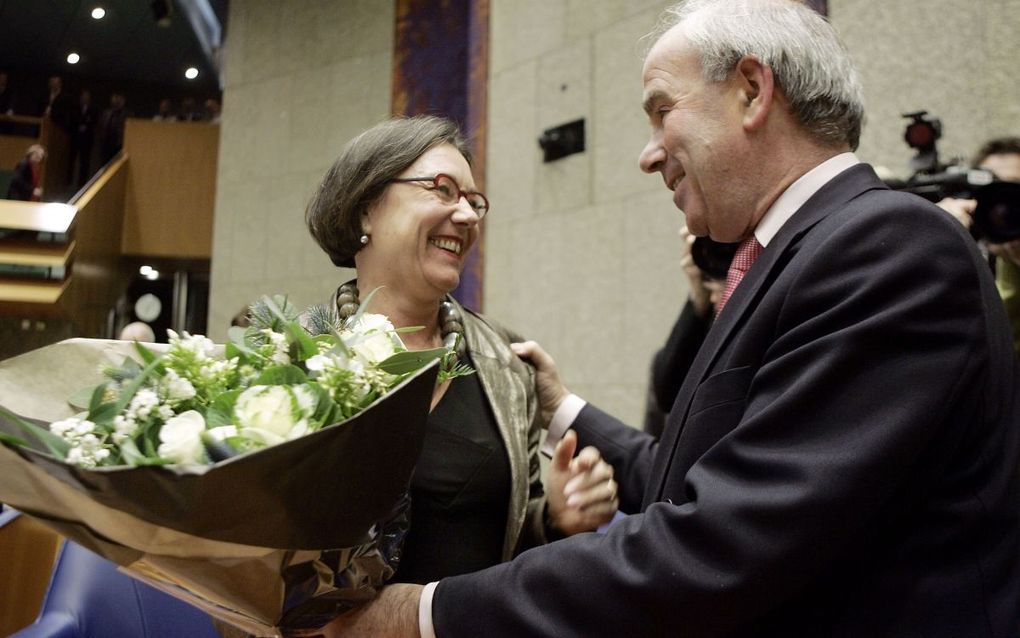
[{"xmin": 541, "ymin": 394, "xmax": 587, "ymax": 457}]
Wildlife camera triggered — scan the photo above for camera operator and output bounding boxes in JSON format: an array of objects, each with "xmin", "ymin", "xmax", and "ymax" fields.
[
  {"xmin": 642, "ymin": 226, "xmax": 725, "ymax": 437},
  {"xmin": 936, "ymin": 137, "xmax": 1020, "ymax": 354}
]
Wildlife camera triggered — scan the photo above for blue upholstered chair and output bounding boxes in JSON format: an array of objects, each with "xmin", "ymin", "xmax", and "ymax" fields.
[{"xmin": 13, "ymin": 540, "xmax": 220, "ymax": 638}]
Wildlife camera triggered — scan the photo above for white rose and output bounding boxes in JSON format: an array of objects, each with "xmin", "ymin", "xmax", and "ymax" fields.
[
  {"xmin": 345, "ymin": 313, "xmax": 400, "ymax": 363},
  {"xmin": 234, "ymin": 385, "xmax": 317, "ymax": 443},
  {"xmin": 157, "ymin": 410, "xmax": 207, "ymax": 464}
]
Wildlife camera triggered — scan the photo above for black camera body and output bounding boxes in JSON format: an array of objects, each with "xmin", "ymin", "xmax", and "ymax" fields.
[
  {"xmin": 690, "ymin": 237, "xmax": 739, "ymax": 281},
  {"xmin": 891, "ymin": 111, "xmax": 1020, "ymax": 243}
]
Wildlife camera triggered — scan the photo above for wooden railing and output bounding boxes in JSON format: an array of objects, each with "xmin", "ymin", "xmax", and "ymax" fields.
[{"xmin": 0, "ymin": 155, "xmax": 130, "ymax": 332}]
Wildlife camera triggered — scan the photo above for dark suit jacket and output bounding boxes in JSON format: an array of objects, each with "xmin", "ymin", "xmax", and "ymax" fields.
[
  {"xmin": 6, "ymin": 158, "xmax": 34, "ymax": 200},
  {"xmin": 433, "ymin": 164, "xmax": 1020, "ymax": 637}
]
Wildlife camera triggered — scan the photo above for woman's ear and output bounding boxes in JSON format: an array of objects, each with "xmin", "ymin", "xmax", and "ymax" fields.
[{"xmin": 735, "ymin": 55, "xmax": 774, "ymax": 133}]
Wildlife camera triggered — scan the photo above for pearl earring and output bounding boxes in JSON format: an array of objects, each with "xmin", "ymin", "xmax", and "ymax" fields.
[{"xmin": 360, "ymin": 234, "xmax": 369, "ymax": 245}]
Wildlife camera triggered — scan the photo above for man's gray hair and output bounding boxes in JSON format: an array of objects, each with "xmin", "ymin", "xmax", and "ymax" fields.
[{"xmin": 650, "ymin": 0, "xmax": 865, "ymax": 150}]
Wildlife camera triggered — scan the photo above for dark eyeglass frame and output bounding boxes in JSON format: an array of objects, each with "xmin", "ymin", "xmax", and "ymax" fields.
[{"xmin": 389, "ymin": 173, "xmax": 490, "ymax": 219}]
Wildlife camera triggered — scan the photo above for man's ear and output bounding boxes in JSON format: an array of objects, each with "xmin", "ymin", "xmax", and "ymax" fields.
[{"xmin": 735, "ymin": 55, "xmax": 774, "ymax": 132}]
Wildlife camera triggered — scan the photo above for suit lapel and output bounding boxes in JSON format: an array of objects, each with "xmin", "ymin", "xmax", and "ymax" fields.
[{"xmin": 644, "ymin": 164, "xmax": 888, "ymax": 506}]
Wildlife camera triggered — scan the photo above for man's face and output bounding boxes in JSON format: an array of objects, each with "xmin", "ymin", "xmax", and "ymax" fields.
[
  {"xmin": 638, "ymin": 28, "xmax": 756, "ymax": 242},
  {"xmin": 980, "ymin": 153, "xmax": 1020, "ymax": 183}
]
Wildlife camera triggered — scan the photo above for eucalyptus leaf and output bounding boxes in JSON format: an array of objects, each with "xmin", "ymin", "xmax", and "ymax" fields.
[
  {"xmin": 133, "ymin": 341, "xmax": 158, "ymax": 365},
  {"xmin": 394, "ymin": 326, "xmax": 425, "ymax": 333},
  {"xmin": 88, "ymin": 401, "xmax": 120, "ymax": 425},
  {"xmin": 378, "ymin": 348, "xmax": 447, "ymax": 375},
  {"xmin": 207, "ymin": 389, "xmax": 243, "ymax": 427},
  {"xmin": 88, "ymin": 383, "xmax": 109, "ymax": 413},
  {"xmin": 255, "ymin": 364, "xmax": 308, "ymax": 386},
  {"xmin": 227, "ymin": 325, "xmax": 247, "ymax": 345},
  {"xmin": 0, "ymin": 431, "xmax": 28, "ymax": 447},
  {"xmin": 118, "ymin": 438, "xmax": 146, "ymax": 465},
  {"xmin": 285, "ymin": 321, "xmax": 319, "ymax": 361},
  {"xmin": 110, "ymin": 357, "xmax": 162, "ymax": 417},
  {"xmin": 69, "ymin": 385, "xmax": 100, "ymax": 411},
  {"xmin": 308, "ymin": 383, "xmax": 335, "ymax": 427},
  {"xmin": 0, "ymin": 405, "xmax": 70, "ymax": 458},
  {"xmin": 347, "ymin": 286, "xmax": 382, "ymax": 328}
]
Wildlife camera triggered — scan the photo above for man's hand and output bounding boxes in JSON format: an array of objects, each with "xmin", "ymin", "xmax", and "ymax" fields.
[
  {"xmin": 936, "ymin": 197, "xmax": 977, "ymax": 230},
  {"xmin": 989, "ymin": 238, "xmax": 1020, "ymax": 267},
  {"xmin": 680, "ymin": 225, "xmax": 725, "ymax": 318},
  {"xmin": 510, "ymin": 340, "xmax": 569, "ymax": 427},
  {"xmin": 308, "ymin": 584, "xmax": 423, "ymax": 638},
  {"xmin": 545, "ymin": 430, "xmax": 619, "ymax": 537}
]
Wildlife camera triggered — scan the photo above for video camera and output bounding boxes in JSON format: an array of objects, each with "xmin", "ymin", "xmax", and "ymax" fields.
[{"xmin": 888, "ymin": 111, "xmax": 1020, "ymax": 243}]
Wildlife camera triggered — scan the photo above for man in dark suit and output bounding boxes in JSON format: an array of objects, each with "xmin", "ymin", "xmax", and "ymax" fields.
[
  {"xmin": 69, "ymin": 89, "xmax": 98, "ymax": 188},
  {"xmin": 321, "ymin": 1, "xmax": 1020, "ymax": 636}
]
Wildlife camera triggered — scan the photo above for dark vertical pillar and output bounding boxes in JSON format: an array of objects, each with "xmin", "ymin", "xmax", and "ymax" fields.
[{"xmin": 392, "ymin": 0, "xmax": 489, "ymax": 312}]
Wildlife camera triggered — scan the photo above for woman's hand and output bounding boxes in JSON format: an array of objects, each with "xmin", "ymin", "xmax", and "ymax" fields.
[{"xmin": 545, "ymin": 430, "xmax": 618, "ymax": 537}]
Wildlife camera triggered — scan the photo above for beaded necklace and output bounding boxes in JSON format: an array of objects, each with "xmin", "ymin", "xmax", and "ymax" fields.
[{"xmin": 335, "ymin": 281, "xmax": 466, "ymax": 356}]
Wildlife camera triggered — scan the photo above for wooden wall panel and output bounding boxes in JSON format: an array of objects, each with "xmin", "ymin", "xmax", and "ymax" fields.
[{"xmin": 121, "ymin": 119, "xmax": 218, "ymax": 258}]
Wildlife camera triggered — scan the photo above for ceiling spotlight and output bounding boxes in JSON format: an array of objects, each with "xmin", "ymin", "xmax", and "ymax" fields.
[
  {"xmin": 91, "ymin": 7, "xmax": 106, "ymax": 19},
  {"xmin": 185, "ymin": 67, "xmax": 199, "ymax": 80},
  {"xmin": 67, "ymin": 52, "xmax": 81, "ymax": 64},
  {"xmin": 139, "ymin": 265, "xmax": 154, "ymax": 276}
]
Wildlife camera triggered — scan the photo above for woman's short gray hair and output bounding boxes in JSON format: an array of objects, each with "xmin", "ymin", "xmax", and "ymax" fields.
[
  {"xmin": 306, "ymin": 115, "xmax": 472, "ymax": 268},
  {"xmin": 648, "ymin": 0, "xmax": 865, "ymax": 150}
]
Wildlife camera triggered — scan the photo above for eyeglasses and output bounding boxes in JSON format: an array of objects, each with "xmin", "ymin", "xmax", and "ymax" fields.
[{"xmin": 389, "ymin": 173, "xmax": 489, "ymax": 219}]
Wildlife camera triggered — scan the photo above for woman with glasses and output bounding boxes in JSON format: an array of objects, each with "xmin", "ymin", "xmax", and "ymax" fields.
[{"xmin": 305, "ymin": 115, "xmax": 618, "ymax": 585}]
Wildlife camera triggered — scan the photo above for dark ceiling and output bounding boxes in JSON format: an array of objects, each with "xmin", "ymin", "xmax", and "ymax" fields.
[{"xmin": 0, "ymin": 0, "xmax": 228, "ymax": 94}]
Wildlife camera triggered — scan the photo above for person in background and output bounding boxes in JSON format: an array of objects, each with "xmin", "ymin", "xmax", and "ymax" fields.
[
  {"xmin": 937, "ymin": 136, "xmax": 1020, "ymax": 355},
  {"xmin": 0, "ymin": 71, "xmax": 14, "ymax": 115},
  {"xmin": 117, "ymin": 321, "xmax": 155, "ymax": 343},
  {"xmin": 203, "ymin": 98, "xmax": 221, "ymax": 124},
  {"xmin": 6, "ymin": 144, "xmax": 46, "ymax": 201},
  {"xmin": 99, "ymin": 93, "xmax": 127, "ymax": 165},
  {"xmin": 69, "ymin": 89, "xmax": 97, "ymax": 188},
  {"xmin": 305, "ymin": 115, "xmax": 619, "ymax": 587},
  {"xmin": 153, "ymin": 98, "xmax": 177, "ymax": 122},
  {"xmin": 178, "ymin": 97, "xmax": 201, "ymax": 122},
  {"xmin": 42, "ymin": 75, "xmax": 72, "ymax": 133},
  {"xmin": 642, "ymin": 225, "xmax": 723, "ymax": 437},
  {"xmin": 318, "ymin": 1, "xmax": 1019, "ymax": 635}
]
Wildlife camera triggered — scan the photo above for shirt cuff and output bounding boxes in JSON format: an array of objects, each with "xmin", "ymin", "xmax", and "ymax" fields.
[
  {"xmin": 540, "ymin": 393, "xmax": 587, "ymax": 457},
  {"xmin": 419, "ymin": 581, "xmax": 439, "ymax": 638}
]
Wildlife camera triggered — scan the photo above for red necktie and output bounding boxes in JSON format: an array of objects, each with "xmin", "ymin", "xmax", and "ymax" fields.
[{"xmin": 715, "ymin": 236, "xmax": 764, "ymax": 317}]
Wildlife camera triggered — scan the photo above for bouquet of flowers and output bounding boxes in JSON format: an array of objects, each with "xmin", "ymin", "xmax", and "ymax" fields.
[{"xmin": 0, "ymin": 295, "xmax": 465, "ymax": 636}]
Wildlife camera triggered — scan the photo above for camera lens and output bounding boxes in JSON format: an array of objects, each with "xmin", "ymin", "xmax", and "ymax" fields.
[
  {"xmin": 690, "ymin": 237, "xmax": 740, "ymax": 281},
  {"xmin": 972, "ymin": 181, "xmax": 1020, "ymax": 243}
]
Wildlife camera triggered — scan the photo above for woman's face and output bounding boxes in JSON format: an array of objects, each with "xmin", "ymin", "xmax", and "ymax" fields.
[{"xmin": 357, "ymin": 143, "xmax": 481, "ymax": 301}]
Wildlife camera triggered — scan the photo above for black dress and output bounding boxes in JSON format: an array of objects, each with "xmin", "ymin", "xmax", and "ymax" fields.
[{"xmin": 391, "ymin": 358, "xmax": 511, "ymax": 585}]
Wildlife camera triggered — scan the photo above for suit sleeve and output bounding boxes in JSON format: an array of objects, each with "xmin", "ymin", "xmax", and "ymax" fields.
[{"xmin": 432, "ymin": 197, "xmax": 999, "ymax": 637}]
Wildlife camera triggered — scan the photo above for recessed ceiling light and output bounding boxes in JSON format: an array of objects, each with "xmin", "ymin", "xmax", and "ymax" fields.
[
  {"xmin": 185, "ymin": 67, "xmax": 199, "ymax": 80},
  {"xmin": 91, "ymin": 7, "xmax": 106, "ymax": 19},
  {"xmin": 139, "ymin": 265, "xmax": 153, "ymax": 276},
  {"xmin": 67, "ymin": 53, "xmax": 81, "ymax": 64}
]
